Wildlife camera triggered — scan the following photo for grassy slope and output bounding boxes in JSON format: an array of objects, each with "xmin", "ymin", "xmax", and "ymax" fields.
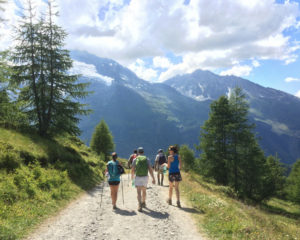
[
  {"xmin": 181, "ymin": 172, "xmax": 300, "ymax": 240},
  {"xmin": 0, "ymin": 128, "xmax": 105, "ymax": 240}
]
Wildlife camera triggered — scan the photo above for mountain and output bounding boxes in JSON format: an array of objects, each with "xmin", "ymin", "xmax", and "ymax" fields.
[
  {"xmin": 70, "ymin": 50, "xmax": 300, "ymax": 164},
  {"xmin": 165, "ymin": 71, "xmax": 300, "ymax": 164}
]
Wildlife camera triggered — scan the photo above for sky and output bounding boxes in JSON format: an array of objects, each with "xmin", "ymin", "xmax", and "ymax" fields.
[{"xmin": 1, "ymin": 0, "xmax": 300, "ymax": 97}]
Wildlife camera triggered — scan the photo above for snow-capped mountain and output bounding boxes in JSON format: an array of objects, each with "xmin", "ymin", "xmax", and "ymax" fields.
[{"xmin": 70, "ymin": 50, "xmax": 300, "ymax": 164}]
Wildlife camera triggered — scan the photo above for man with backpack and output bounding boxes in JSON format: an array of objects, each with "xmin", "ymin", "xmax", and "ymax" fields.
[
  {"xmin": 128, "ymin": 149, "xmax": 137, "ymax": 169},
  {"xmin": 131, "ymin": 147, "xmax": 155, "ymax": 212},
  {"xmin": 154, "ymin": 149, "xmax": 167, "ymax": 186}
]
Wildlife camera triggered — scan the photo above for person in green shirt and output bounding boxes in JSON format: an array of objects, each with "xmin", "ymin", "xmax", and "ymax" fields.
[{"xmin": 131, "ymin": 147, "xmax": 155, "ymax": 212}]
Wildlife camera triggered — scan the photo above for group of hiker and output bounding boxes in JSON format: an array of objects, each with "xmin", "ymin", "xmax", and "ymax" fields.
[{"xmin": 105, "ymin": 146, "xmax": 182, "ymax": 212}]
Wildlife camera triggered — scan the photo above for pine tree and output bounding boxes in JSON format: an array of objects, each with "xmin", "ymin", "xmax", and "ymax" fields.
[
  {"xmin": 0, "ymin": 51, "xmax": 27, "ymax": 128},
  {"xmin": 90, "ymin": 119, "xmax": 114, "ymax": 161},
  {"xmin": 198, "ymin": 96, "xmax": 232, "ymax": 184},
  {"xmin": 264, "ymin": 154, "xmax": 286, "ymax": 198},
  {"xmin": 199, "ymin": 87, "xmax": 275, "ymax": 201},
  {"xmin": 227, "ymin": 87, "xmax": 255, "ymax": 192},
  {"xmin": 10, "ymin": 0, "xmax": 90, "ymax": 136},
  {"xmin": 40, "ymin": 0, "xmax": 90, "ymax": 135},
  {"xmin": 286, "ymin": 159, "xmax": 300, "ymax": 203},
  {"xmin": 10, "ymin": 0, "xmax": 43, "ymax": 132}
]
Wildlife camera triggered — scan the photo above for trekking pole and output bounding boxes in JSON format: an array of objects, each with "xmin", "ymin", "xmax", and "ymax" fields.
[
  {"xmin": 121, "ymin": 175, "xmax": 124, "ymax": 206},
  {"xmin": 128, "ymin": 169, "xmax": 129, "ymax": 187},
  {"xmin": 100, "ymin": 180, "xmax": 104, "ymax": 209}
]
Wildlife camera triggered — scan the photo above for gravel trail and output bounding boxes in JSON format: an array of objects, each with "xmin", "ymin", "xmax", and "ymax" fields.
[{"xmin": 27, "ymin": 174, "xmax": 205, "ymax": 240}]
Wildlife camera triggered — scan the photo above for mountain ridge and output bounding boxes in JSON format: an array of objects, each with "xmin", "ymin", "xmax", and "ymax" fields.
[{"xmin": 70, "ymin": 50, "xmax": 300, "ymax": 164}]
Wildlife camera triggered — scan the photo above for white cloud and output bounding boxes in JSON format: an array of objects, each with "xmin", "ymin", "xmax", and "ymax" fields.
[
  {"xmin": 252, "ymin": 60, "xmax": 260, "ymax": 67},
  {"xmin": 296, "ymin": 90, "xmax": 300, "ymax": 98},
  {"xmin": 153, "ymin": 56, "xmax": 173, "ymax": 69},
  {"xmin": 1, "ymin": 0, "xmax": 300, "ymax": 82},
  {"xmin": 285, "ymin": 77, "xmax": 300, "ymax": 82},
  {"xmin": 128, "ymin": 59, "xmax": 157, "ymax": 81},
  {"xmin": 220, "ymin": 65, "xmax": 253, "ymax": 77}
]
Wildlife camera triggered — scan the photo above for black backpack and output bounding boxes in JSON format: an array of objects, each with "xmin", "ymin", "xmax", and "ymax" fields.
[
  {"xmin": 158, "ymin": 154, "xmax": 167, "ymax": 165},
  {"xmin": 117, "ymin": 164, "xmax": 125, "ymax": 175}
]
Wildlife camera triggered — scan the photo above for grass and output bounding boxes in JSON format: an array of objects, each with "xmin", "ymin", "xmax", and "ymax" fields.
[
  {"xmin": 0, "ymin": 127, "xmax": 105, "ymax": 240},
  {"xmin": 180, "ymin": 172, "xmax": 300, "ymax": 240}
]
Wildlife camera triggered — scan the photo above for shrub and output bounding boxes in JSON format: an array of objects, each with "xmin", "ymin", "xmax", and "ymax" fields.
[
  {"xmin": 179, "ymin": 145, "xmax": 196, "ymax": 171},
  {"xmin": 0, "ymin": 151, "xmax": 20, "ymax": 172},
  {"xmin": 0, "ymin": 177, "xmax": 19, "ymax": 204}
]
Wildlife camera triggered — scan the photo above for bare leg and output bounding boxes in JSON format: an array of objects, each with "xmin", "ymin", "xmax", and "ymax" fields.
[
  {"xmin": 137, "ymin": 186, "xmax": 142, "ymax": 204},
  {"xmin": 161, "ymin": 173, "xmax": 164, "ymax": 186},
  {"xmin": 157, "ymin": 172, "xmax": 160, "ymax": 185},
  {"xmin": 142, "ymin": 187, "xmax": 147, "ymax": 203},
  {"xmin": 110, "ymin": 185, "xmax": 119, "ymax": 207},
  {"xmin": 169, "ymin": 181, "xmax": 173, "ymax": 201},
  {"xmin": 175, "ymin": 181, "xmax": 180, "ymax": 202}
]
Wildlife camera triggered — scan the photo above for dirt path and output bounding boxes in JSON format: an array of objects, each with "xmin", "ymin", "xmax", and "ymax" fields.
[{"xmin": 27, "ymin": 174, "xmax": 205, "ymax": 240}]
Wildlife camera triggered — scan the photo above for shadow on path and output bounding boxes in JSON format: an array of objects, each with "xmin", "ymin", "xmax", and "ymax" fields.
[
  {"xmin": 169, "ymin": 205, "xmax": 205, "ymax": 214},
  {"xmin": 114, "ymin": 208, "xmax": 137, "ymax": 216},
  {"xmin": 142, "ymin": 208, "xmax": 169, "ymax": 219}
]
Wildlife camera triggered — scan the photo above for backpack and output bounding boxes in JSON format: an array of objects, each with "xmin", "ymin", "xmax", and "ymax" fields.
[
  {"xmin": 117, "ymin": 164, "xmax": 125, "ymax": 175},
  {"xmin": 158, "ymin": 154, "xmax": 167, "ymax": 165},
  {"xmin": 107, "ymin": 161, "xmax": 121, "ymax": 179},
  {"xmin": 128, "ymin": 154, "xmax": 137, "ymax": 168},
  {"xmin": 135, "ymin": 156, "xmax": 148, "ymax": 176}
]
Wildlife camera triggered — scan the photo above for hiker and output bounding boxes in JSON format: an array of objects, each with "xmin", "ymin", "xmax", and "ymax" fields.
[
  {"xmin": 154, "ymin": 149, "xmax": 167, "ymax": 186},
  {"xmin": 128, "ymin": 149, "xmax": 138, "ymax": 168},
  {"xmin": 167, "ymin": 145, "xmax": 182, "ymax": 208},
  {"xmin": 131, "ymin": 147, "xmax": 156, "ymax": 212},
  {"xmin": 105, "ymin": 152, "xmax": 122, "ymax": 210}
]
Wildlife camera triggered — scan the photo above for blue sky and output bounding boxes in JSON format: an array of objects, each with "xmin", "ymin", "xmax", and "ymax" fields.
[{"xmin": 1, "ymin": 0, "xmax": 300, "ymax": 97}]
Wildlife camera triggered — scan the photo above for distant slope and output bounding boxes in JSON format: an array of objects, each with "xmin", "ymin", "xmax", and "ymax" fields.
[
  {"xmin": 71, "ymin": 50, "xmax": 300, "ymax": 164},
  {"xmin": 165, "ymin": 70, "xmax": 300, "ymax": 163}
]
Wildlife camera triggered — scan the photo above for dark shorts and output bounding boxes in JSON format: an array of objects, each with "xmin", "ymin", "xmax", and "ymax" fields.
[
  {"xmin": 108, "ymin": 181, "xmax": 120, "ymax": 186},
  {"xmin": 169, "ymin": 172, "xmax": 182, "ymax": 182}
]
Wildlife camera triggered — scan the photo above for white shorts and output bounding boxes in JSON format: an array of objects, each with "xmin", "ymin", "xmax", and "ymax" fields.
[{"xmin": 135, "ymin": 176, "xmax": 148, "ymax": 187}]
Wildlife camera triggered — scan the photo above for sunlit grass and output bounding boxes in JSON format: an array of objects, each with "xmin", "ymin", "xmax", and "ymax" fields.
[
  {"xmin": 181, "ymin": 172, "xmax": 300, "ymax": 240},
  {"xmin": 0, "ymin": 127, "xmax": 105, "ymax": 240}
]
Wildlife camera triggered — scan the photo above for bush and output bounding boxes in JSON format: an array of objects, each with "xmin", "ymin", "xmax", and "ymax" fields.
[
  {"xmin": 0, "ymin": 151, "xmax": 20, "ymax": 172},
  {"xmin": 0, "ymin": 176, "xmax": 19, "ymax": 204},
  {"xmin": 286, "ymin": 159, "xmax": 300, "ymax": 203},
  {"xmin": 179, "ymin": 145, "xmax": 196, "ymax": 171},
  {"xmin": 19, "ymin": 150, "xmax": 36, "ymax": 165}
]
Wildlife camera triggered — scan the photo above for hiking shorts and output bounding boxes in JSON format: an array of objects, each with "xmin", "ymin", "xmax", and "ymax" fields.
[
  {"xmin": 135, "ymin": 176, "xmax": 148, "ymax": 187},
  {"xmin": 169, "ymin": 172, "xmax": 182, "ymax": 182},
  {"xmin": 108, "ymin": 181, "xmax": 120, "ymax": 186}
]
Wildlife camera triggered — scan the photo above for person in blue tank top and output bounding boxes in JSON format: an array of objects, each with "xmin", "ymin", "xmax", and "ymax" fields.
[
  {"xmin": 167, "ymin": 145, "xmax": 182, "ymax": 208},
  {"xmin": 105, "ymin": 152, "xmax": 122, "ymax": 210}
]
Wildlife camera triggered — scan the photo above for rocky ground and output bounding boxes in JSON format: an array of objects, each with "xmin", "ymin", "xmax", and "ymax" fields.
[{"xmin": 27, "ymin": 174, "xmax": 205, "ymax": 240}]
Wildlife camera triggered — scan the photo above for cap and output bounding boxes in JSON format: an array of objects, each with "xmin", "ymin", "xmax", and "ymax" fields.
[
  {"xmin": 137, "ymin": 147, "xmax": 144, "ymax": 153},
  {"xmin": 158, "ymin": 149, "xmax": 163, "ymax": 153}
]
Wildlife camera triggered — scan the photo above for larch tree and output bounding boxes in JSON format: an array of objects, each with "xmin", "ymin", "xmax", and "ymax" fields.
[
  {"xmin": 10, "ymin": 0, "xmax": 90, "ymax": 136},
  {"xmin": 198, "ymin": 95, "xmax": 232, "ymax": 184},
  {"xmin": 90, "ymin": 119, "xmax": 114, "ymax": 162}
]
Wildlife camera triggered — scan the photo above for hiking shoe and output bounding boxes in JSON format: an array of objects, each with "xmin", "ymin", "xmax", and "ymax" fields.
[
  {"xmin": 177, "ymin": 201, "xmax": 181, "ymax": 208},
  {"xmin": 138, "ymin": 204, "xmax": 142, "ymax": 212},
  {"xmin": 141, "ymin": 202, "xmax": 146, "ymax": 208},
  {"xmin": 167, "ymin": 199, "xmax": 172, "ymax": 205}
]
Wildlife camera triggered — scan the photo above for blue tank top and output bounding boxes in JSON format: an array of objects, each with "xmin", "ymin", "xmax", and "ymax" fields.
[
  {"xmin": 169, "ymin": 155, "xmax": 180, "ymax": 174},
  {"xmin": 107, "ymin": 160, "xmax": 120, "ymax": 182}
]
